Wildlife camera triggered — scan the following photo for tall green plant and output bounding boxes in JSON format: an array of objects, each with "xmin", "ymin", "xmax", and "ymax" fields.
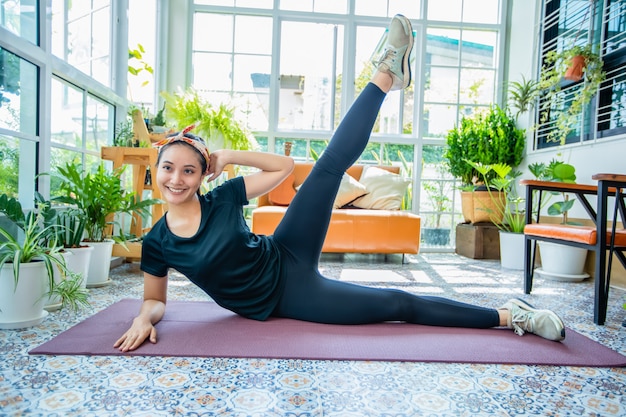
[
  {"xmin": 52, "ymin": 163, "xmax": 160, "ymax": 242},
  {"xmin": 444, "ymin": 105, "xmax": 525, "ymax": 186}
]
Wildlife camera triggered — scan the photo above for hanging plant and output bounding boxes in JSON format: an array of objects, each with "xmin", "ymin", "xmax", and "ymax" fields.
[{"xmin": 538, "ymin": 44, "xmax": 606, "ymax": 145}]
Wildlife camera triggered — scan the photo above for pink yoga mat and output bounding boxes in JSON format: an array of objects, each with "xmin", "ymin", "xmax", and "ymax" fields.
[{"xmin": 30, "ymin": 299, "xmax": 626, "ymax": 367}]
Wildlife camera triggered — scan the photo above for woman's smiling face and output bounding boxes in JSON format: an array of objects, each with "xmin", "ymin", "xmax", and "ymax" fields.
[{"xmin": 156, "ymin": 143, "xmax": 207, "ymax": 205}]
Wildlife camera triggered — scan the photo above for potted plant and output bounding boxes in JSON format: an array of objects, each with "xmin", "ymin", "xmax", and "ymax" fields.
[
  {"xmin": 527, "ymin": 160, "xmax": 587, "ymax": 280},
  {"xmin": 444, "ymin": 105, "xmax": 525, "ymax": 224},
  {"xmin": 466, "ymin": 161, "xmax": 526, "ymax": 269},
  {"xmin": 161, "ymin": 87, "xmax": 256, "ymax": 152},
  {"xmin": 507, "ymin": 75, "xmax": 540, "ymax": 121},
  {"xmin": 50, "ymin": 208, "xmax": 93, "ymax": 291},
  {"xmin": 52, "ymin": 162, "xmax": 160, "ymax": 286},
  {"xmin": 0, "ymin": 195, "xmax": 88, "ymax": 329},
  {"xmin": 538, "ymin": 44, "xmax": 606, "ymax": 144}
]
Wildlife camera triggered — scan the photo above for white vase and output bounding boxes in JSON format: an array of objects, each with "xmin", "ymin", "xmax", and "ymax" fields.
[
  {"xmin": 498, "ymin": 231, "xmax": 525, "ymax": 270},
  {"xmin": 85, "ymin": 240, "xmax": 114, "ymax": 287},
  {"xmin": 66, "ymin": 245, "xmax": 94, "ymax": 290},
  {"xmin": 537, "ymin": 241, "xmax": 589, "ymax": 281},
  {"xmin": 0, "ymin": 262, "xmax": 49, "ymax": 329}
]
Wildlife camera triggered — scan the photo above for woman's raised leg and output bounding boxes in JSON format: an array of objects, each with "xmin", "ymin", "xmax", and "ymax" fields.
[{"xmin": 272, "ymin": 14, "xmax": 414, "ymax": 261}]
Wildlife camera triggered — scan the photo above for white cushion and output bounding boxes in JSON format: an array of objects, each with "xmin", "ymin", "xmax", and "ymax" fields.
[
  {"xmin": 333, "ymin": 173, "xmax": 369, "ymax": 208},
  {"xmin": 351, "ymin": 166, "xmax": 411, "ymax": 210}
]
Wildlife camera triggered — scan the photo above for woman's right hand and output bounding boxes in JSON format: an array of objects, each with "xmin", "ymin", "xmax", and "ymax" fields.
[
  {"xmin": 114, "ymin": 274, "xmax": 167, "ymax": 352},
  {"xmin": 114, "ymin": 316, "xmax": 158, "ymax": 352}
]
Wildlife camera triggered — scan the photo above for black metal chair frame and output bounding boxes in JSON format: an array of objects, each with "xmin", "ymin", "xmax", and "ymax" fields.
[{"xmin": 522, "ymin": 175, "xmax": 626, "ymax": 325}]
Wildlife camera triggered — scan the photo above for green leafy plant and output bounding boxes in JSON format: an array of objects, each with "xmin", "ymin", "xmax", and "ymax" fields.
[
  {"xmin": 444, "ymin": 105, "xmax": 525, "ymax": 187},
  {"xmin": 52, "ymin": 162, "xmax": 161, "ymax": 242},
  {"xmin": 528, "ymin": 159, "xmax": 578, "ymax": 224},
  {"xmin": 465, "ymin": 161, "xmax": 525, "ymax": 233},
  {"xmin": 52, "ymin": 209, "xmax": 87, "ymax": 249},
  {"xmin": 507, "ymin": 75, "xmax": 540, "ymax": 120},
  {"xmin": 161, "ymin": 87, "xmax": 255, "ymax": 151},
  {"xmin": 0, "ymin": 195, "xmax": 88, "ymax": 311},
  {"xmin": 113, "ymin": 118, "xmax": 137, "ymax": 147},
  {"xmin": 422, "ymin": 163, "xmax": 452, "ymax": 228},
  {"xmin": 538, "ymin": 44, "xmax": 606, "ymax": 144}
]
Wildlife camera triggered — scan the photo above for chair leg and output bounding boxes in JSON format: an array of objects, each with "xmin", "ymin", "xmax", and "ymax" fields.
[{"xmin": 524, "ymin": 237, "xmax": 535, "ymax": 294}]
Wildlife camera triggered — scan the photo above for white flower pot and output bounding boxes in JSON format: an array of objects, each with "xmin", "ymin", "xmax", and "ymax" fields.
[
  {"xmin": 85, "ymin": 240, "xmax": 114, "ymax": 287},
  {"xmin": 0, "ymin": 262, "xmax": 49, "ymax": 329},
  {"xmin": 66, "ymin": 245, "xmax": 94, "ymax": 290},
  {"xmin": 537, "ymin": 241, "xmax": 589, "ymax": 281},
  {"xmin": 498, "ymin": 231, "xmax": 525, "ymax": 270}
]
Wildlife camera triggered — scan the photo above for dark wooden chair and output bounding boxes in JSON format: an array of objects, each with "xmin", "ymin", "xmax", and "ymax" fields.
[{"xmin": 520, "ymin": 174, "xmax": 626, "ymax": 325}]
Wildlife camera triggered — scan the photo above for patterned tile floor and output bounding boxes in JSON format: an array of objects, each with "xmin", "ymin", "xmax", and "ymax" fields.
[{"xmin": 1, "ymin": 253, "xmax": 625, "ymax": 416}]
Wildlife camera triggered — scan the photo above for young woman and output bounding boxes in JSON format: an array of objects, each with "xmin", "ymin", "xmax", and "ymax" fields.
[{"xmin": 115, "ymin": 15, "xmax": 565, "ymax": 353}]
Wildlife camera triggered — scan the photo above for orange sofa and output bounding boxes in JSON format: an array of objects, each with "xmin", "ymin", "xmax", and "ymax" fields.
[{"xmin": 251, "ymin": 163, "xmax": 421, "ymax": 255}]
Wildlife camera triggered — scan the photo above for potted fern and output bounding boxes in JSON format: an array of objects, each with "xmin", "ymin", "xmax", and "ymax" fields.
[
  {"xmin": 161, "ymin": 87, "xmax": 256, "ymax": 151},
  {"xmin": 0, "ymin": 195, "xmax": 88, "ymax": 329},
  {"xmin": 52, "ymin": 162, "xmax": 160, "ymax": 286}
]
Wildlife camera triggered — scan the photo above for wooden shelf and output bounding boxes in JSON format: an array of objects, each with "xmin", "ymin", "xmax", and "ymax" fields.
[{"xmin": 101, "ymin": 146, "xmax": 166, "ymax": 260}]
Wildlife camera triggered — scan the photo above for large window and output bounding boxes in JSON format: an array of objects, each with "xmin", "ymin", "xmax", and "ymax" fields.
[
  {"xmin": 51, "ymin": 0, "xmax": 112, "ymax": 88},
  {"xmin": 190, "ymin": 0, "xmax": 505, "ymax": 250},
  {"xmin": 0, "ymin": 47, "xmax": 38, "ymax": 201},
  {"xmin": 536, "ymin": 0, "xmax": 626, "ymax": 148},
  {"xmin": 49, "ymin": 76, "xmax": 115, "ymax": 194},
  {"xmin": 0, "ymin": 0, "xmax": 38, "ymax": 44}
]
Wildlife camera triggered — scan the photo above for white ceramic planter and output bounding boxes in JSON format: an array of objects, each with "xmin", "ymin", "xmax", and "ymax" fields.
[
  {"xmin": 0, "ymin": 262, "xmax": 48, "ymax": 329},
  {"xmin": 498, "ymin": 231, "xmax": 525, "ymax": 270},
  {"xmin": 537, "ymin": 241, "xmax": 589, "ymax": 281},
  {"xmin": 85, "ymin": 240, "xmax": 114, "ymax": 287},
  {"xmin": 67, "ymin": 245, "xmax": 94, "ymax": 290}
]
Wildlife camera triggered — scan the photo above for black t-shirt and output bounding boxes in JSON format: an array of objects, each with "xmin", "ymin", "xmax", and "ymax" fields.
[{"xmin": 140, "ymin": 176, "xmax": 284, "ymax": 320}]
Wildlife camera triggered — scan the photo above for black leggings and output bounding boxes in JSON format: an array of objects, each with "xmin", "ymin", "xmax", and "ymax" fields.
[{"xmin": 271, "ymin": 83, "xmax": 499, "ymax": 328}]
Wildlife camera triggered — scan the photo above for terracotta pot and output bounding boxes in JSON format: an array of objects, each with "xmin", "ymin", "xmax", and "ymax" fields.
[
  {"xmin": 564, "ymin": 55, "xmax": 585, "ymax": 82},
  {"xmin": 461, "ymin": 191, "xmax": 504, "ymax": 224}
]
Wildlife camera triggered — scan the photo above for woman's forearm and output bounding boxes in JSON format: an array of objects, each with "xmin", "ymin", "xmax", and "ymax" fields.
[
  {"xmin": 137, "ymin": 299, "xmax": 166, "ymax": 325},
  {"xmin": 223, "ymin": 150, "xmax": 293, "ymax": 172}
]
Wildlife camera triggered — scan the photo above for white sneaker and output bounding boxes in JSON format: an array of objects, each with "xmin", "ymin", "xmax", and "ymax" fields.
[
  {"xmin": 501, "ymin": 298, "xmax": 566, "ymax": 342},
  {"xmin": 375, "ymin": 14, "xmax": 414, "ymax": 90}
]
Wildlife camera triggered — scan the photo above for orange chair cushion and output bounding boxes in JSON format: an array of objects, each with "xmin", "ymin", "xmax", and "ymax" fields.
[
  {"xmin": 524, "ymin": 223, "xmax": 626, "ymax": 246},
  {"xmin": 268, "ymin": 173, "xmax": 296, "ymax": 206}
]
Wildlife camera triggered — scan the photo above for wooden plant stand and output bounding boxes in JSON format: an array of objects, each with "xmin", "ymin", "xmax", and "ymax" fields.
[{"xmin": 101, "ymin": 146, "xmax": 165, "ymax": 260}]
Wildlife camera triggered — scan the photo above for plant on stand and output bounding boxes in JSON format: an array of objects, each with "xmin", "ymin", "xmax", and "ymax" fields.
[
  {"xmin": 162, "ymin": 87, "xmax": 256, "ymax": 152},
  {"xmin": 52, "ymin": 162, "xmax": 160, "ymax": 286},
  {"xmin": 527, "ymin": 160, "xmax": 588, "ymax": 280}
]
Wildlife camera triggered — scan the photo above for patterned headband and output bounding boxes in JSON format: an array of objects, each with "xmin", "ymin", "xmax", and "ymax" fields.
[{"xmin": 152, "ymin": 124, "xmax": 211, "ymax": 170}]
